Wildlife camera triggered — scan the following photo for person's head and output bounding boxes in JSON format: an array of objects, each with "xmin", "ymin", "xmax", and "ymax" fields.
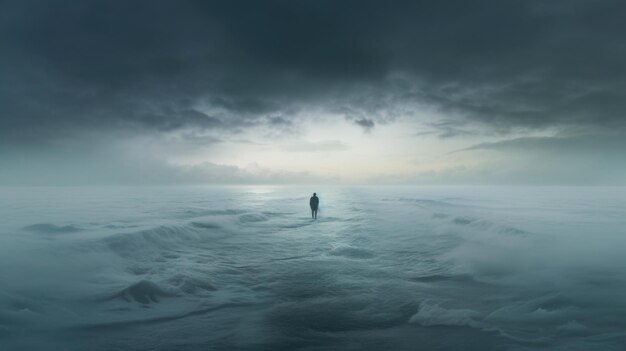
[{"xmin": 313, "ymin": 193, "xmax": 316, "ymax": 196}]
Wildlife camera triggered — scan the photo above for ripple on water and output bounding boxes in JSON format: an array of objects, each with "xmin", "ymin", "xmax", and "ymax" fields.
[{"xmin": 329, "ymin": 246, "xmax": 375, "ymax": 259}]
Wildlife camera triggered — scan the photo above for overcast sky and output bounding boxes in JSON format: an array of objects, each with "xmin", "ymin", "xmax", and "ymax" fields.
[{"xmin": 2, "ymin": 0, "xmax": 626, "ymax": 185}]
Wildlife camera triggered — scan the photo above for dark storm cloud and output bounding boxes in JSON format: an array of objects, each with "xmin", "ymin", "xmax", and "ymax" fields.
[
  {"xmin": 354, "ymin": 118, "xmax": 375, "ymax": 131},
  {"xmin": 2, "ymin": 0, "xmax": 626, "ymax": 143}
]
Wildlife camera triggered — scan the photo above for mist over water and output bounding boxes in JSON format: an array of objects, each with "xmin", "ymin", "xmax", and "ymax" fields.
[{"xmin": 1, "ymin": 186, "xmax": 626, "ymax": 350}]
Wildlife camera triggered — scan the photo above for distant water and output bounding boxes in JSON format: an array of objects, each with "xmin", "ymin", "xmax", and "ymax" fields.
[{"xmin": 1, "ymin": 186, "xmax": 626, "ymax": 351}]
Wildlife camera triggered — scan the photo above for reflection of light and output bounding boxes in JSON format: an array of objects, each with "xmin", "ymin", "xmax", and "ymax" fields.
[{"xmin": 243, "ymin": 186, "xmax": 276, "ymax": 194}]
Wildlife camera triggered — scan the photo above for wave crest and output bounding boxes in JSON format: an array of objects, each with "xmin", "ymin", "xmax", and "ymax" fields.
[
  {"xmin": 409, "ymin": 301, "xmax": 482, "ymax": 328},
  {"xmin": 113, "ymin": 280, "xmax": 175, "ymax": 304}
]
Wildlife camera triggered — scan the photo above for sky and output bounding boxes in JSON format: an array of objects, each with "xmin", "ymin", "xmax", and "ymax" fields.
[{"xmin": 2, "ymin": 0, "xmax": 626, "ymax": 185}]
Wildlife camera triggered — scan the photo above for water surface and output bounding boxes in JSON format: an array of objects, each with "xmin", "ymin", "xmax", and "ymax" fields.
[{"xmin": 1, "ymin": 186, "xmax": 625, "ymax": 350}]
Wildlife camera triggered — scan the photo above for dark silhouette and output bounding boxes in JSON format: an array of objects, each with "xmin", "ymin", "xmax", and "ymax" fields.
[{"xmin": 310, "ymin": 193, "xmax": 319, "ymax": 219}]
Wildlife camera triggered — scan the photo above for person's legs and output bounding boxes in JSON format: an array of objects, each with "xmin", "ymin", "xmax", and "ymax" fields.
[
  {"xmin": 314, "ymin": 209, "xmax": 317, "ymax": 219},
  {"xmin": 311, "ymin": 209, "xmax": 314, "ymax": 218}
]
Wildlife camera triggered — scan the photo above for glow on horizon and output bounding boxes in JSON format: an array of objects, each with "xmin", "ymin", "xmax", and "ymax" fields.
[{"xmin": 158, "ymin": 112, "xmax": 554, "ymax": 183}]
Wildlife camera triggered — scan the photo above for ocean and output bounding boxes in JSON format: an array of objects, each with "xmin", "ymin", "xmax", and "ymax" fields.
[{"xmin": 1, "ymin": 185, "xmax": 625, "ymax": 350}]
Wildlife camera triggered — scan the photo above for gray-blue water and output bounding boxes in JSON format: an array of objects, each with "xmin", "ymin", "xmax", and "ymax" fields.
[{"xmin": 1, "ymin": 186, "xmax": 626, "ymax": 350}]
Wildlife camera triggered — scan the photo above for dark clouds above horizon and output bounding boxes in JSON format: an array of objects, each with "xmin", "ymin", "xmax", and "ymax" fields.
[{"xmin": 2, "ymin": 0, "xmax": 626, "ymax": 184}]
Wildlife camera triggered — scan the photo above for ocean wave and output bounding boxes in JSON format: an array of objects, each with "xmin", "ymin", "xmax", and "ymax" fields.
[
  {"xmin": 166, "ymin": 274, "xmax": 217, "ymax": 294},
  {"xmin": 485, "ymin": 293, "xmax": 578, "ymax": 325},
  {"xmin": 409, "ymin": 274, "xmax": 476, "ymax": 283},
  {"xmin": 178, "ymin": 208, "xmax": 247, "ymax": 219},
  {"xmin": 102, "ymin": 224, "xmax": 219, "ymax": 257},
  {"xmin": 0, "ymin": 292, "xmax": 42, "ymax": 325},
  {"xmin": 103, "ymin": 224, "xmax": 140, "ymax": 230},
  {"xmin": 429, "ymin": 211, "xmax": 531, "ymax": 238},
  {"xmin": 329, "ymin": 245, "xmax": 375, "ymax": 259},
  {"xmin": 190, "ymin": 221, "xmax": 221, "ymax": 229},
  {"xmin": 409, "ymin": 301, "xmax": 483, "ymax": 328},
  {"xmin": 112, "ymin": 280, "xmax": 176, "ymax": 304},
  {"xmin": 432, "ymin": 213, "xmax": 449, "ymax": 219},
  {"xmin": 452, "ymin": 217, "xmax": 476, "ymax": 225},
  {"xmin": 79, "ymin": 302, "xmax": 251, "ymax": 331},
  {"xmin": 238, "ymin": 214, "xmax": 268, "ymax": 223},
  {"xmin": 393, "ymin": 198, "xmax": 463, "ymax": 208},
  {"xmin": 22, "ymin": 223, "xmax": 82, "ymax": 234},
  {"xmin": 557, "ymin": 320, "xmax": 589, "ymax": 335}
]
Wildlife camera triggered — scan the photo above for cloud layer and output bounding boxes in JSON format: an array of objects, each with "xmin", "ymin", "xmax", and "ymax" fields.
[
  {"xmin": 2, "ymin": 1, "xmax": 626, "ymax": 184},
  {"xmin": 4, "ymin": 1, "xmax": 626, "ymax": 136}
]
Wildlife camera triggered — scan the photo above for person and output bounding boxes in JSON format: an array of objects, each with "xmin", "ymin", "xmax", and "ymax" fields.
[{"xmin": 309, "ymin": 192, "xmax": 319, "ymax": 219}]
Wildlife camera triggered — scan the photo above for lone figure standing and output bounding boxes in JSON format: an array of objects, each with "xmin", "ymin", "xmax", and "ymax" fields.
[{"xmin": 310, "ymin": 192, "xmax": 319, "ymax": 219}]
